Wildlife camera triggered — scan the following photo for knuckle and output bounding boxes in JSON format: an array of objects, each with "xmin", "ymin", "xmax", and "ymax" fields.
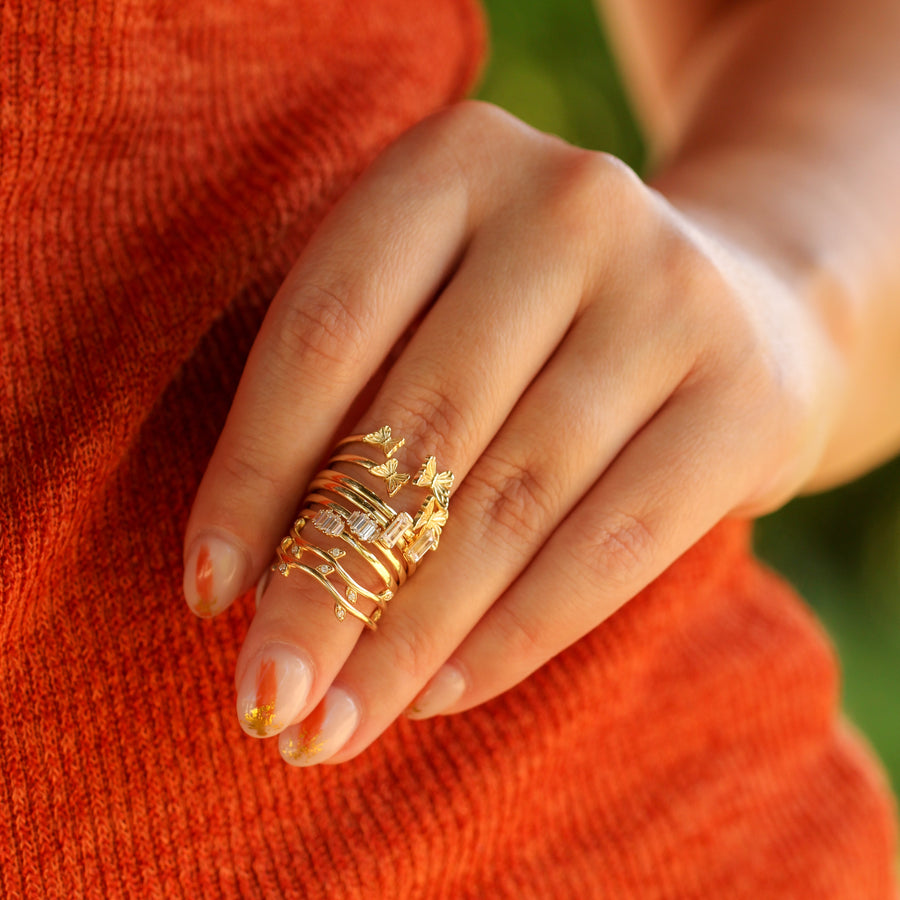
[
  {"xmin": 399, "ymin": 101, "xmax": 542, "ymax": 203},
  {"xmin": 377, "ymin": 613, "xmax": 439, "ymax": 681},
  {"xmin": 660, "ymin": 223, "xmax": 729, "ymax": 304},
  {"xmin": 533, "ymin": 150, "xmax": 655, "ymax": 268},
  {"xmin": 271, "ymin": 281, "xmax": 370, "ymax": 385},
  {"xmin": 580, "ymin": 509, "xmax": 657, "ymax": 587},
  {"xmin": 465, "ymin": 452, "xmax": 556, "ymax": 545},
  {"xmin": 217, "ymin": 444, "xmax": 283, "ymax": 497},
  {"xmin": 387, "ymin": 380, "xmax": 475, "ymax": 468},
  {"xmin": 487, "ymin": 600, "xmax": 552, "ymax": 663},
  {"xmin": 548, "ymin": 150, "xmax": 648, "ymax": 220},
  {"xmin": 419, "ymin": 100, "xmax": 512, "ymax": 148}
]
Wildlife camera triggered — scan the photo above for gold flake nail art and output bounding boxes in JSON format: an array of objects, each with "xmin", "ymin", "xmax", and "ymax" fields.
[
  {"xmin": 281, "ymin": 724, "xmax": 326, "ymax": 762},
  {"xmin": 244, "ymin": 702, "xmax": 279, "ymax": 737},
  {"xmin": 279, "ymin": 688, "xmax": 360, "ymax": 767}
]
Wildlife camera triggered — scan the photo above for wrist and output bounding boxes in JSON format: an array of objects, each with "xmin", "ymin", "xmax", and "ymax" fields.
[{"xmin": 649, "ymin": 171, "xmax": 856, "ymax": 502}]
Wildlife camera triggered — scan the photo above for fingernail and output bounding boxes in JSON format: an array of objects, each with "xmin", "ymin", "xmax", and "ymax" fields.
[
  {"xmin": 406, "ymin": 663, "xmax": 466, "ymax": 719},
  {"xmin": 183, "ymin": 535, "xmax": 246, "ymax": 617},
  {"xmin": 254, "ymin": 567, "xmax": 273, "ymax": 609},
  {"xmin": 279, "ymin": 686, "xmax": 359, "ymax": 766},
  {"xmin": 236, "ymin": 643, "xmax": 313, "ymax": 738}
]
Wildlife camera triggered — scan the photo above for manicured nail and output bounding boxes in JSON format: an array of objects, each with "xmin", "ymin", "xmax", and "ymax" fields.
[
  {"xmin": 183, "ymin": 535, "xmax": 246, "ymax": 617},
  {"xmin": 406, "ymin": 663, "xmax": 466, "ymax": 719},
  {"xmin": 278, "ymin": 686, "xmax": 359, "ymax": 766},
  {"xmin": 236, "ymin": 643, "xmax": 313, "ymax": 738}
]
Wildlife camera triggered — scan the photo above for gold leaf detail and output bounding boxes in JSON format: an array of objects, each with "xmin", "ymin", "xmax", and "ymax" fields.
[
  {"xmin": 282, "ymin": 728, "xmax": 325, "ymax": 761},
  {"xmin": 244, "ymin": 703, "xmax": 278, "ymax": 737}
]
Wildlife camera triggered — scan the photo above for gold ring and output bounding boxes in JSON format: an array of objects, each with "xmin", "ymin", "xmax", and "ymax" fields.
[{"xmin": 271, "ymin": 425, "xmax": 454, "ymax": 629}]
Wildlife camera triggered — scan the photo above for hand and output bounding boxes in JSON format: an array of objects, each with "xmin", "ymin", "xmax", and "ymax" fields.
[{"xmin": 182, "ymin": 101, "xmax": 842, "ymax": 765}]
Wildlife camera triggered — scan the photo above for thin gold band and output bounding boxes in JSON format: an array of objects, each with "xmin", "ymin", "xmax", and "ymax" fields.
[{"xmin": 272, "ymin": 425, "xmax": 453, "ymax": 630}]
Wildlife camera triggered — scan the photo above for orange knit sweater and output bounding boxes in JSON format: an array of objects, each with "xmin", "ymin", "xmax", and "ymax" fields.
[{"xmin": 0, "ymin": 1, "xmax": 896, "ymax": 897}]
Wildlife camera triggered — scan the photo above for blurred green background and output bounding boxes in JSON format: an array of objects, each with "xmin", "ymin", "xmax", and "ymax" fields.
[{"xmin": 476, "ymin": 0, "xmax": 900, "ymax": 791}]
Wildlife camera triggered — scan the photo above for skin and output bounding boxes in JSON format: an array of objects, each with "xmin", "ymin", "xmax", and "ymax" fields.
[{"xmin": 183, "ymin": 0, "xmax": 900, "ymax": 764}]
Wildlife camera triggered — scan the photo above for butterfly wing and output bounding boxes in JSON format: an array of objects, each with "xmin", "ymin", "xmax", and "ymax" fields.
[{"xmin": 414, "ymin": 456, "xmax": 437, "ymax": 488}]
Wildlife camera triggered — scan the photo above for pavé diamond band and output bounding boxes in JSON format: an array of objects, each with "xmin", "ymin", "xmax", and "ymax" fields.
[{"xmin": 271, "ymin": 426, "xmax": 454, "ymax": 629}]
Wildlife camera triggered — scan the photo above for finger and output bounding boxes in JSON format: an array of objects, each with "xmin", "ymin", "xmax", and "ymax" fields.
[
  {"xmin": 271, "ymin": 295, "xmax": 697, "ymax": 764},
  {"xmin": 181, "ymin": 122, "xmax": 480, "ymax": 617},
  {"xmin": 231, "ymin": 196, "xmax": 595, "ymax": 740},
  {"xmin": 411, "ymin": 376, "xmax": 762, "ymax": 718},
  {"xmin": 182, "ymin": 103, "xmax": 563, "ymax": 618}
]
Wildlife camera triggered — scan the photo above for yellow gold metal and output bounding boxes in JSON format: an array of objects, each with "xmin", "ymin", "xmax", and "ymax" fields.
[
  {"xmin": 414, "ymin": 456, "xmax": 455, "ymax": 508},
  {"xmin": 302, "ymin": 494, "xmax": 403, "ymax": 585},
  {"xmin": 331, "ymin": 452, "xmax": 413, "ymax": 497},
  {"xmin": 370, "ymin": 457, "xmax": 410, "ymax": 496},
  {"xmin": 285, "ymin": 560, "xmax": 381, "ymax": 629},
  {"xmin": 277, "ymin": 527, "xmax": 394, "ymax": 615},
  {"xmin": 362, "ymin": 425, "xmax": 405, "ymax": 458},
  {"xmin": 273, "ymin": 424, "xmax": 453, "ymax": 631},
  {"xmin": 310, "ymin": 469, "xmax": 400, "ymax": 525},
  {"xmin": 412, "ymin": 495, "xmax": 449, "ymax": 551},
  {"xmin": 296, "ymin": 540, "xmax": 388, "ymax": 608}
]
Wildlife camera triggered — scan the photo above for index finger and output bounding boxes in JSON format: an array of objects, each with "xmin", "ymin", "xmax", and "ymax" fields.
[{"xmin": 181, "ymin": 106, "xmax": 509, "ymax": 617}]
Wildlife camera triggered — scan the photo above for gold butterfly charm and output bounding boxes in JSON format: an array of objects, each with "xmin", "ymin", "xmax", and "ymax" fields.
[
  {"xmin": 413, "ymin": 495, "xmax": 449, "ymax": 539},
  {"xmin": 364, "ymin": 425, "xmax": 405, "ymax": 458},
  {"xmin": 371, "ymin": 457, "xmax": 411, "ymax": 497},
  {"xmin": 414, "ymin": 456, "xmax": 454, "ymax": 508}
]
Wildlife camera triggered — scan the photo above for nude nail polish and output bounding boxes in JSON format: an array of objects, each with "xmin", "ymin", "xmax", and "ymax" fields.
[
  {"xmin": 183, "ymin": 535, "xmax": 246, "ymax": 617},
  {"xmin": 406, "ymin": 663, "xmax": 466, "ymax": 719},
  {"xmin": 279, "ymin": 686, "xmax": 360, "ymax": 766},
  {"xmin": 236, "ymin": 643, "xmax": 313, "ymax": 738}
]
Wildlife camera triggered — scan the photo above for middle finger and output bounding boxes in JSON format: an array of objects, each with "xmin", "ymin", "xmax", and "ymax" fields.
[{"xmin": 234, "ymin": 211, "xmax": 588, "ymax": 740}]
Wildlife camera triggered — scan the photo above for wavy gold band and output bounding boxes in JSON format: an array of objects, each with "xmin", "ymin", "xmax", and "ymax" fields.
[{"xmin": 271, "ymin": 425, "xmax": 454, "ymax": 630}]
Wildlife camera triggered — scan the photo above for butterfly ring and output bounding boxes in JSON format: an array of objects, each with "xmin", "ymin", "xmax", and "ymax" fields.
[{"xmin": 271, "ymin": 425, "xmax": 454, "ymax": 630}]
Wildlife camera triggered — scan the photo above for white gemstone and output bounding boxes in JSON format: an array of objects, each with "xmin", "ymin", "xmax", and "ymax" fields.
[
  {"xmin": 378, "ymin": 511, "xmax": 413, "ymax": 548},
  {"xmin": 328, "ymin": 548, "xmax": 346, "ymax": 559},
  {"xmin": 347, "ymin": 511, "xmax": 380, "ymax": 541},
  {"xmin": 315, "ymin": 509, "xmax": 344, "ymax": 537},
  {"xmin": 277, "ymin": 562, "xmax": 288, "ymax": 575},
  {"xmin": 334, "ymin": 603, "xmax": 346, "ymax": 621},
  {"xmin": 379, "ymin": 589, "xmax": 394, "ymax": 604},
  {"xmin": 290, "ymin": 544, "xmax": 302, "ymax": 558},
  {"xmin": 405, "ymin": 527, "xmax": 438, "ymax": 564},
  {"xmin": 346, "ymin": 588, "xmax": 358, "ymax": 603},
  {"xmin": 316, "ymin": 564, "xmax": 334, "ymax": 576}
]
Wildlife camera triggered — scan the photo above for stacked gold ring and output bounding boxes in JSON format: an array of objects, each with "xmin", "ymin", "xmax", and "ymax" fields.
[{"xmin": 271, "ymin": 425, "xmax": 454, "ymax": 630}]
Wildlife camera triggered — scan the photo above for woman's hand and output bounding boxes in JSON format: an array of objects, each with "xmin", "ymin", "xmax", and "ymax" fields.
[{"xmin": 182, "ymin": 101, "xmax": 843, "ymax": 765}]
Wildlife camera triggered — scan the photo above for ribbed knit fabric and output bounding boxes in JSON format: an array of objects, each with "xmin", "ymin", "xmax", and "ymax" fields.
[{"xmin": 0, "ymin": 1, "xmax": 896, "ymax": 897}]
